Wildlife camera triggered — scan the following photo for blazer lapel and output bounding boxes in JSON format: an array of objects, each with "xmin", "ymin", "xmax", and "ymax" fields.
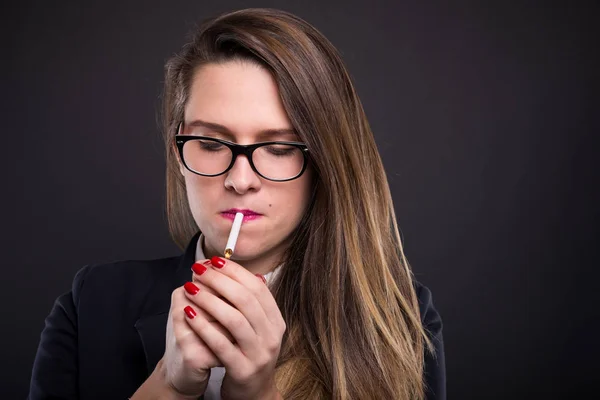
[{"xmin": 134, "ymin": 231, "xmax": 201, "ymax": 374}]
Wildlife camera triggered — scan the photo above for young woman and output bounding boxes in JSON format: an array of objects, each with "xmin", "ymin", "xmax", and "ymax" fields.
[{"xmin": 29, "ymin": 8, "xmax": 445, "ymax": 400}]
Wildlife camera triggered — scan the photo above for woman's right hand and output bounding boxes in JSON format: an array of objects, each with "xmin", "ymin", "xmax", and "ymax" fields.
[{"xmin": 158, "ymin": 279, "xmax": 226, "ymax": 397}]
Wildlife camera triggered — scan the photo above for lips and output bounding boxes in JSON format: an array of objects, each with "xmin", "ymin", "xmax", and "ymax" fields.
[
  {"xmin": 220, "ymin": 209, "xmax": 263, "ymax": 222},
  {"xmin": 221, "ymin": 208, "xmax": 261, "ymax": 216}
]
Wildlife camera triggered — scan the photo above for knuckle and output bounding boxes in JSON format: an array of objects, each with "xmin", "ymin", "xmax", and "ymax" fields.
[
  {"xmin": 270, "ymin": 318, "xmax": 286, "ymax": 338},
  {"xmin": 211, "ymin": 335, "xmax": 230, "ymax": 354},
  {"xmin": 254, "ymin": 279, "xmax": 271, "ymax": 296},
  {"xmin": 181, "ymin": 351, "xmax": 200, "ymax": 370},
  {"xmin": 170, "ymin": 287, "xmax": 185, "ymax": 305},
  {"xmin": 170, "ymin": 287, "xmax": 180, "ymax": 302},
  {"xmin": 265, "ymin": 338, "xmax": 281, "ymax": 354},
  {"xmin": 254, "ymin": 353, "xmax": 272, "ymax": 371},
  {"xmin": 169, "ymin": 310, "xmax": 182, "ymax": 326},
  {"xmin": 231, "ymin": 290, "xmax": 253, "ymax": 307},
  {"xmin": 279, "ymin": 319, "xmax": 287, "ymax": 334},
  {"xmin": 225, "ymin": 312, "xmax": 246, "ymax": 331},
  {"xmin": 173, "ymin": 328, "xmax": 191, "ymax": 348},
  {"xmin": 236, "ymin": 365, "xmax": 256, "ymax": 382},
  {"xmin": 251, "ymin": 281, "xmax": 264, "ymax": 296}
]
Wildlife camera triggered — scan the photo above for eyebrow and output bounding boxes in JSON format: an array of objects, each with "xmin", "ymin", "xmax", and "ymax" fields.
[{"xmin": 184, "ymin": 119, "xmax": 298, "ymax": 140}]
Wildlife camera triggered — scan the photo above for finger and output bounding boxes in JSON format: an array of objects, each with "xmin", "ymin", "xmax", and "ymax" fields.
[
  {"xmin": 174, "ymin": 283, "xmax": 216, "ymax": 323},
  {"xmin": 170, "ymin": 287, "xmax": 220, "ymax": 367},
  {"xmin": 207, "ymin": 257, "xmax": 285, "ymax": 331},
  {"xmin": 184, "ymin": 281, "xmax": 259, "ymax": 352},
  {"xmin": 182, "ymin": 303, "xmax": 237, "ymax": 344},
  {"xmin": 192, "ymin": 261, "xmax": 231, "ymax": 305},
  {"xmin": 182, "ymin": 298, "xmax": 247, "ymax": 368},
  {"xmin": 190, "ymin": 263, "xmax": 273, "ymax": 338},
  {"xmin": 190, "ymin": 270, "xmax": 221, "ymax": 322}
]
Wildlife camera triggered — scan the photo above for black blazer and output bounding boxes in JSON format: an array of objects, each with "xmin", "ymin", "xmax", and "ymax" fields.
[{"xmin": 29, "ymin": 232, "xmax": 446, "ymax": 399}]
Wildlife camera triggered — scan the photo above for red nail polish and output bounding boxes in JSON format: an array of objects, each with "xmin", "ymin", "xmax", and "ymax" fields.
[
  {"xmin": 191, "ymin": 262, "xmax": 207, "ymax": 275},
  {"xmin": 211, "ymin": 256, "xmax": 226, "ymax": 268},
  {"xmin": 255, "ymin": 274, "xmax": 267, "ymax": 284},
  {"xmin": 184, "ymin": 282, "xmax": 200, "ymax": 295},
  {"xmin": 184, "ymin": 305, "xmax": 197, "ymax": 319},
  {"xmin": 202, "ymin": 260, "xmax": 212, "ymax": 266}
]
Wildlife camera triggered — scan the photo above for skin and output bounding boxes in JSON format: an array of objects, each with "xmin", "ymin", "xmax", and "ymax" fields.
[
  {"xmin": 179, "ymin": 61, "xmax": 312, "ymax": 276},
  {"xmin": 133, "ymin": 62, "xmax": 312, "ymax": 399}
]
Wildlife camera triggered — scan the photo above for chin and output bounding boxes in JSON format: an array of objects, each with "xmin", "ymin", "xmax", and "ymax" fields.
[
  {"xmin": 226, "ymin": 247, "xmax": 254, "ymax": 260},
  {"xmin": 230, "ymin": 242, "xmax": 269, "ymax": 261}
]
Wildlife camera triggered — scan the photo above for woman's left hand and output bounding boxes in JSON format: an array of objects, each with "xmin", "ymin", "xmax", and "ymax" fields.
[{"xmin": 183, "ymin": 256, "xmax": 285, "ymax": 400}]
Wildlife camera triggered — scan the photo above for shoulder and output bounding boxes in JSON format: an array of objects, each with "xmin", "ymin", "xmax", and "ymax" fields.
[
  {"xmin": 413, "ymin": 279, "xmax": 447, "ymax": 399},
  {"xmin": 413, "ymin": 279, "xmax": 443, "ymax": 332},
  {"xmin": 76, "ymin": 256, "xmax": 180, "ymax": 279},
  {"xmin": 69, "ymin": 256, "xmax": 180, "ymax": 305}
]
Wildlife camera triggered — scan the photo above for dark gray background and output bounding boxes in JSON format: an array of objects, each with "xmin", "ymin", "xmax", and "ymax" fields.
[{"xmin": 4, "ymin": 0, "xmax": 598, "ymax": 398}]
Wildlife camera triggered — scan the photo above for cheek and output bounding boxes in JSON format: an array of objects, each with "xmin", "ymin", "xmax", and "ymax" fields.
[
  {"xmin": 296, "ymin": 169, "xmax": 314, "ymax": 207},
  {"xmin": 279, "ymin": 177, "xmax": 313, "ymax": 219},
  {"xmin": 184, "ymin": 174, "xmax": 219, "ymax": 211}
]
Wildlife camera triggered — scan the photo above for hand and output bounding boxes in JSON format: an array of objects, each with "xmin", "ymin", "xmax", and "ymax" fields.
[
  {"xmin": 184, "ymin": 256, "xmax": 286, "ymax": 400},
  {"xmin": 160, "ymin": 262, "xmax": 233, "ymax": 398}
]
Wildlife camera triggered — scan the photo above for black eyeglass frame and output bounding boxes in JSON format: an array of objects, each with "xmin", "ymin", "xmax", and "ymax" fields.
[{"xmin": 174, "ymin": 126, "xmax": 310, "ymax": 182}]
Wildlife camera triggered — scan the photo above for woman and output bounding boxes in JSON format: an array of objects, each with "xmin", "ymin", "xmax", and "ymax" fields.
[{"xmin": 29, "ymin": 8, "xmax": 445, "ymax": 400}]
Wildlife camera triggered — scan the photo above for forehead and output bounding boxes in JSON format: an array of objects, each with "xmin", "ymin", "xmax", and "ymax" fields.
[{"xmin": 184, "ymin": 62, "xmax": 293, "ymax": 137}]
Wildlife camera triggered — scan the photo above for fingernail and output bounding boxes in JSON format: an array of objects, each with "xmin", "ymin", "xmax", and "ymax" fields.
[
  {"xmin": 184, "ymin": 282, "xmax": 200, "ymax": 295},
  {"xmin": 191, "ymin": 262, "xmax": 207, "ymax": 275},
  {"xmin": 255, "ymin": 274, "xmax": 267, "ymax": 284},
  {"xmin": 210, "ymin": 256, "xmax": 226, "ymax": 268},
  {"xmin": 202, "ymin": 259, "xmax": 212, "ymax": 266},
  {"xmin": 184, "ymin": 305, "xmax": 197, "ymax": 319}
]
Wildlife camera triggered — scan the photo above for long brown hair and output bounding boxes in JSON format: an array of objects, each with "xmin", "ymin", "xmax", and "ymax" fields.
[{"xmin": 161, "ymin": 8, "xmax": 435, "ymax": 399}]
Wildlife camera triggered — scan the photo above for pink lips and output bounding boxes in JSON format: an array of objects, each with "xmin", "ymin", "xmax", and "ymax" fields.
[{"xmin": 220, "ymin": 209, "xmax": 262, "ymax": 222}]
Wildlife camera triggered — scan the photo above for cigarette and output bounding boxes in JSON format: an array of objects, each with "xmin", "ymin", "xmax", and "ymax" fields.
[{"xmin": 224, "ymin": 212, "xmax": 244, "ymax": 259}]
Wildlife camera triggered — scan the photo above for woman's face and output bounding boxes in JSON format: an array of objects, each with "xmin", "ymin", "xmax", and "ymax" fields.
[{"xmin": 179, "ymin": 61, "xmax": 312, "ymax": 274}]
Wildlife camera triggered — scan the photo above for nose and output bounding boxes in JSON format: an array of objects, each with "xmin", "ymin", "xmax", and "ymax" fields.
[{"xmin": 224, "ymin": 154, "xmax": 262, "ymax": 194}]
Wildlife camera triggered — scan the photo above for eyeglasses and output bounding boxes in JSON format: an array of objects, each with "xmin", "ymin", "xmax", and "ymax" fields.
[{"xmin": 174, "ymin": 125, "xmax": 310, "ymax": 182}]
